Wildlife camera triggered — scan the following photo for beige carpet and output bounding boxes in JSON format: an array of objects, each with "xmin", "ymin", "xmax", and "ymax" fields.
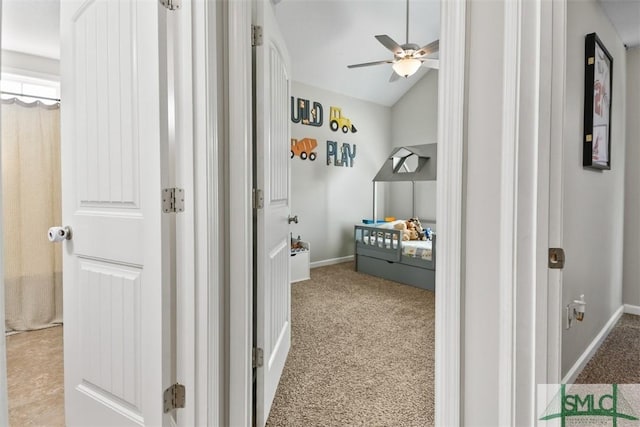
[
  {"xmin": 266, "ymin": 262, "xmax": 435, "ymax": 426},
  {"xmin": 6, "ymin": 325, "xmax": 65, "ymax": 427},
  {"xmin": 575, "ymin": 314, "xmax": 640, "ymax": 384}
]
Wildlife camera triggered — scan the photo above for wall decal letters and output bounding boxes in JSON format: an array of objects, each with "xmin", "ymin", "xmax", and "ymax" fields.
[
  {"xmin": 291, "ymin": 97, "xmax": 323, "ymax": 127},
  {"xmin": 326, "ymin": 141, "xmax": 356, "ymax": 167}
]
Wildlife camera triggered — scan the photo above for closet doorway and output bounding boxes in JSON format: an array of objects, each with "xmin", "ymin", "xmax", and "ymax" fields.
[{"xmin": 1, "ymin": 1, "xmax": 65, "ymax": 425}]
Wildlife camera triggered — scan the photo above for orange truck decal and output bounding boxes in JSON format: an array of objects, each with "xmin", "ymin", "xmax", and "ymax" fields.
[{"xmin": 291, "ymin": 138, "xmax": 318, "ymax": 161}]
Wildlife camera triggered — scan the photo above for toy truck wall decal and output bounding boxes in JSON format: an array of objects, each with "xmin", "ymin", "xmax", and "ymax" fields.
[
  {"xmin": 329, "ymin": 106, "xmax": 357, "ymax": 133},
  {"xmin": 291, "ymin": 138, "xmax": 318, "ymax": 161}
]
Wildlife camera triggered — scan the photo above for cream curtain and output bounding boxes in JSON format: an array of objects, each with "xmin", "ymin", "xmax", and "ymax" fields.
[{"xmin": 2, "ymin": 99, "xmax": 62, "ymax": 332}]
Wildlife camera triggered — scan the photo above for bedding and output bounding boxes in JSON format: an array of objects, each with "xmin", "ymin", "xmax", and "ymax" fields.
[{"xmin": 361, "ymin": 235, "xmax": 432, "ymax": 261}]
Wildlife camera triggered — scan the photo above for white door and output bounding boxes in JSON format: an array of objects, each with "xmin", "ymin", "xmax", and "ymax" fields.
[
  {"xmin": 254, "ymin": 0, "xmax": 292, "ymax": 425},
  {"xmin": 60, "ymin": 1, "xmax": 173, "ymax": 425}
]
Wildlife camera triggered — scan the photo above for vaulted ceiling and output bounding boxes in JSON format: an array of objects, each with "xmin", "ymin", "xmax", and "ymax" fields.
[
  {"xmin": 1, "ymin": 0, "xmax": 638, "ymax": 106},
  {"xmin": 274, "ymin": 0, "xmax": 440, "ymax": 107},
  {"xmin": 599, "ymin": 0, "xmax": 640, "ymax": 48}
]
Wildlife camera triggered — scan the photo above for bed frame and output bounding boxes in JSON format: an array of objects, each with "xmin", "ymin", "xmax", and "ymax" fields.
[
  {"xmin": 354, "ymin": 224, "xmax": 436, "ymax": 291},
  {"xmin": 354, "ymin": 143, "xmax": 438, "ymax": 291}
]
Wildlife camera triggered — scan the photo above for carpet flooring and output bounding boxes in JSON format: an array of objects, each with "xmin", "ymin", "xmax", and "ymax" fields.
[
  {"xmin": 575, "ymin": 314, "xmax": 640, "ymax": 384},
  {"xmin": 6, "ymin": 325, "xmax": 65, "ymax": 427},
  {"xmin": 266, "ymin": 262, "xmax": 435, "ymax": 426}
]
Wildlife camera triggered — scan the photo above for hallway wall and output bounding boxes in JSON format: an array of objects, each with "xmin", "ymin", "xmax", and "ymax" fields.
[
  {"xmin": 623, "ymin": 47, "xmax": 640, "ymax": 306},
  {"xmin": 561, "ymin": 0, "xmax": 627, "ymax": 377}
]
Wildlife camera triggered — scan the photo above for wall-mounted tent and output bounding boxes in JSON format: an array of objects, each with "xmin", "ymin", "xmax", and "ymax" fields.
[{"xmin": 372, "ymin": 143, "xmax": 437, "ymax": 222}]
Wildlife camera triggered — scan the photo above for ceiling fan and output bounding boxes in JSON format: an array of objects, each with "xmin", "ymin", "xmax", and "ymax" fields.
[{"xmin": 347, "ymin": 0, "xmax": 440, "ymax": 82}]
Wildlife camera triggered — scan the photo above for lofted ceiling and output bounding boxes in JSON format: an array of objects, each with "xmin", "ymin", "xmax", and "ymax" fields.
[
  {"xmin": 274, "ymin": 0, "xmax": 440, "ymax": 107},
  {"xmin": 1, "ymin": 0, "xmax": 638, "ymax": 105},
  {"xmin": 599, "ymin": 0, "xmax": 640, "ymax": 48}
]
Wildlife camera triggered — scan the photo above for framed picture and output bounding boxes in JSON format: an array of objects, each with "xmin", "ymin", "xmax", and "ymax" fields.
[{"xmin": 583, "ymin": 32, "xmax": 613, "ymax": 170}]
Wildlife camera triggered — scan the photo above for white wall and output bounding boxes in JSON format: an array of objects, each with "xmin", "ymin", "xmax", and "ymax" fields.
[
  {"xmin": 561, "ymin": 0, "xmax": 627, "ymax": 376},
  {"xmin": 623, "ymin": 47, "xmax": 640, "ymax": 306},
  {"xmin": 388, "ymin": 70, "xmax": 438, "ymax": 221},
  {"xmin": 290, "ymin": 81, "xmax": 391, "ymax": 263}
]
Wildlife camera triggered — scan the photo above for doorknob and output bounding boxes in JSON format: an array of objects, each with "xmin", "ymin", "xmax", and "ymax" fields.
[
  {"xmin": 48, "ymin": 226, "xmax": 72, "ymax": 242},
  {"xmin": 288, "ymin": 215, "xmax": 299, "ymax": 224}
]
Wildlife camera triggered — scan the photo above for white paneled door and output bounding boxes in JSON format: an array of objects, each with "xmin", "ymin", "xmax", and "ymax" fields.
[
  {"xmin": 60, "ymin": 1, "xmax": 172, "ymax": 425},
  {"xmin": 254, "ymin": 0, "xmax": 292, "ymax": 425}
]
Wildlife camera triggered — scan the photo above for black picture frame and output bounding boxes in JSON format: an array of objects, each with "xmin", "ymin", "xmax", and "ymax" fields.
[{"xmin": 583, "ymin": 32, "xmax": 613, "ymax": 170}]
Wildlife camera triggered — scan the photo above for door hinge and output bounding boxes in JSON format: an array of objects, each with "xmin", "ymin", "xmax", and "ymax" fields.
[
  {"xmin": 253, "ymin": 189, "xmax": 264, "ymax": 209},
  {"xmin": 163, "ymin": 383, "xmax": 185, "ymax": 413},
  {"xmin": 162, "ymin": 188, "xmax": 185, "ymax": 213},
  {"xmin": 252, "ymin": 347, "xmax": 264, "ymax": 368},
  {"xmin": 252, "ymin": 25, "xmax": 263, "ymax": 47},
  {"xmin": 160, "ymin": 0, "xmax": 181, "ymax": 10}
]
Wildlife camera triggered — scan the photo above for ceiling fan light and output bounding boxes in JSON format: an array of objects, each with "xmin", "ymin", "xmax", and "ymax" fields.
[{"xmin": 392, "ymin": 58, "xmax": 421, "ymax": 78}]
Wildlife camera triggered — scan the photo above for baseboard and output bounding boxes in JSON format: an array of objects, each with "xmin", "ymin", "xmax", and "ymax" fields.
[
  {"xmin": 624, "ymin": 304, "xmax": 640, "ymax": 316},
  {"xmin": 310, "ymin": 255, "xmax": 354, "ymax": 269},
  {"xmin": 562, "ymin": 305, "xmax": 624, "ymax": 384}
]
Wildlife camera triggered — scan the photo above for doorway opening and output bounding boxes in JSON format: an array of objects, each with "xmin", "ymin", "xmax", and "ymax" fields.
[
  {"xmin": 1, "ymin": 75, "xmax": 64, "ymax": 425},
  {"xmin": 254, "ymin": 1, "xmax": 441, "ymax": 424},
  {"xmin": 1, "ymin": 1, "xmax": 64, "ymax": 425}
]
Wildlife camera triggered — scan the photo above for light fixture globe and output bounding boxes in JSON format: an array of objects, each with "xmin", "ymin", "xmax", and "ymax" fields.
[{"xmin": 392, "ymin": 57, "xmax": 421, "ymax": 78}]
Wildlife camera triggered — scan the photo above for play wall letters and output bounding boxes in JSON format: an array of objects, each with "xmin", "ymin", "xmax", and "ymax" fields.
[{"xmin": 326, "ymin": 141, "xmax": 356, "ymax": 167}]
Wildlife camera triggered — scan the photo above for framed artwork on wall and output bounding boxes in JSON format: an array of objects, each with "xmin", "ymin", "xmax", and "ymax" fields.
[{"xmin": 583, "ymin": 32, "xmax": 613, "ymax": 170}]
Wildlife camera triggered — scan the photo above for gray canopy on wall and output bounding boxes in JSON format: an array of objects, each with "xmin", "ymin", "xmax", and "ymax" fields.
[
  {"xmin": 371, "ymin": 143, "xmax": 437, "ymax": 222},
  {"xmin": 373, "ymin": 143, "xmax": 437, "ymax": 182}
]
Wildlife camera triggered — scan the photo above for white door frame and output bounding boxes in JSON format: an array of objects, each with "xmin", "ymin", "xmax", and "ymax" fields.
[
  {"xmin": 498, "ymin": 0, "xmax": 566, "ymax": 423},
  {"xmin": 434, "ymin": 0, "xmax": 466, "ymax": 424},
  {"xmin": 0, "ymin": 4, "xmax": 11, "ymax": 424},
  {"xmin": 190, "ymin": 0, "xmax": 224, "ymax": 425},
  {"xmin": 0, "ymin": 5, "xmax": 8, "ymax": 423},
  {"xmin": 544, "ymin": 0, "xmax": 567, "ymax": 386}
]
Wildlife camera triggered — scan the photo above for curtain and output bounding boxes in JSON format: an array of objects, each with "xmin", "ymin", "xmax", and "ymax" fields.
[{"xmin": 2, "ymin": 99, "xmax": 62, "ymax": 332}]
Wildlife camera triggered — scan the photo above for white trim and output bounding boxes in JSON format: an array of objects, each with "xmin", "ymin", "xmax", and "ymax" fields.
[
  {"xmin": 624, "ymin": 304, "xmax": 640, "ymax": 316},
  {"xmin": 310, "ymin": 255, "xmax": 353, "ymax": 269},
  {"xmin": 561, "ymin": 306, "xmax": 624, "ymax": 384},
  {"xmin": 171, "ymin": 2, "xmax": 196, "ymax": 424},
  {"xmin": 226, "ymin": 0, "xmax": 253, "ymax": 425},
  {"xmin": 1, "ymin": 50, "xmax": 60, "ymax": 80},
  {"xmin": 498, "ymin": 0, "xmax": 521, "ymax": 424},
  {"xmin": 434, "ymin": 0, "xmax": 465, "ymax": 425},
  {"xmin": 0, "ymin": 7, "xmax": 9, "ymax": 424},
  {"xmin": 192, "ymin": 0, "xmax": 224, "ymax": 424},
  {"xmin": 543, "ymin": 0, "xmax": 567, "ymax": 386}
]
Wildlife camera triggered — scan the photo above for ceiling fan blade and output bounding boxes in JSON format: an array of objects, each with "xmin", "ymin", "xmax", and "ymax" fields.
[
  {"xmin": 347, "ymin": 59, "xmax": 393, "ymax": 69},
  {"xmin": 375, "ymin": 35, "xmax": 405, "ymax": 56},
  {"xmin": 389, "ymin": 71, "xmax": 401, "ymax": 83},
  {"xmin": 414, "ymin": 39, "xmax": 440, "ymax": 58},
  {"xmin": 420, "ymin": 58, "xmax": 440, "ymax": 70}
]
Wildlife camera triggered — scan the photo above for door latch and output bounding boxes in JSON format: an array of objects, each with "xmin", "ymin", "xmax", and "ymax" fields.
[{"xmin": 548, "ymin": 248, "xmax": 565, "ymax": 269}]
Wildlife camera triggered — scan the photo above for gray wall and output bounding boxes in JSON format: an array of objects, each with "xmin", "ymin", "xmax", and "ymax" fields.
[
  {"xmin": 623, "ymin": 47, "xmax": 640, "ymax": 306},
  {"xmin": 388, "ymin": 71, "xmax": 439, "ymax": 221},
  {"xmin": 289, "ymin": 81, "xmax": 391, "ymax": 263},
  {"xmin": 561, "ymin": 0, "xmax": 627, "ymax": 377}
]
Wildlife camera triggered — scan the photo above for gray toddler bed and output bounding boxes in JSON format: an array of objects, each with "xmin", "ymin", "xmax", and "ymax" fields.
[{"xmin": 354, "ymin": 144, "xmax": 437, "ymax": 291}]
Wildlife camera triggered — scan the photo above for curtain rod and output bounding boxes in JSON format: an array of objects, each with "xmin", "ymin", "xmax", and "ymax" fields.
[{"xmin": 1, "ymin": 91, "xmax": 60, "ymax": 103}]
